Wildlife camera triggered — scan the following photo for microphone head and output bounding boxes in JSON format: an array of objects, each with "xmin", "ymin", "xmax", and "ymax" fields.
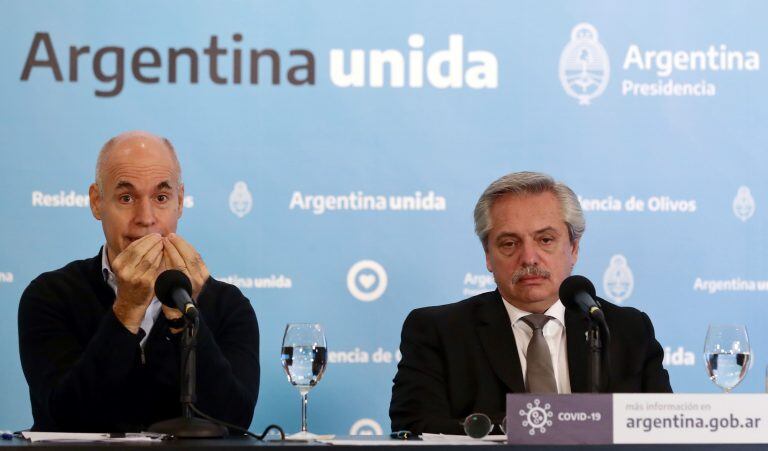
[
  {"xmin": 559, "ymin": 275, "xmax": 597, "ymax": 309},
  {"xmin": 155, "ymin": 269, "xmax": 193, "ymax": 307}
]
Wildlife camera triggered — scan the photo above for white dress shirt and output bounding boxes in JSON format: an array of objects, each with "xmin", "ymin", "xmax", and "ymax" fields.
[
  {"xmin": 101, "ymin": 246, "xmax": 162, "ymax": 348},
  {"xmin": 501, "ymin": 298, "xmax": 572, "ymax": 393}
]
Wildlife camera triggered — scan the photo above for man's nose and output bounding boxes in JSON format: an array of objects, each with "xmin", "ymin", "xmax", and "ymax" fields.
[
  {"xmin": 133, "ymin": 198, "xmax": 157, "ymax": 227},
  {"xmin": 519, "ymin": 240, "xmax": 541, "ymax": 265}
]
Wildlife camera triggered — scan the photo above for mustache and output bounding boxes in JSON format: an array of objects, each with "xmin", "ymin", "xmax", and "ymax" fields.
[{"xmin": 510, "ymin": 265, "xmax": 551, "ymax": 283}]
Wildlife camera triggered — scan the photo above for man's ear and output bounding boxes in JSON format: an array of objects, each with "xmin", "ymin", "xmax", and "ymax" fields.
[
  {"xmin": 177, "ymin": 183, "xmax": 185, "ymax": 219},
  {"xmin": 89, "ymin": 183, "xmax": 102, "ymax": 220},
  {"xmin": 570, "ymin": 238, "xmax": 580, "ymax": 265},
  {"xmin": 485, "ymin": 246, "xmax": 493, "ymax": 273}
]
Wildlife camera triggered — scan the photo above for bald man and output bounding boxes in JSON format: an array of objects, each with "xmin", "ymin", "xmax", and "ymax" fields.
[{"xmin": 18, "ymin": 131, "xmax": 260, "ymax": 432}]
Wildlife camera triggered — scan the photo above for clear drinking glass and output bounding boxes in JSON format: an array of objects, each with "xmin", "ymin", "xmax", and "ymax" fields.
[
  {"xmin": 703, "ymin": 324, "xmax": 750, "ymax": 393},
  {"xmin": 281, "ymin": 323, "xmax": 328, "ymax": 439}
]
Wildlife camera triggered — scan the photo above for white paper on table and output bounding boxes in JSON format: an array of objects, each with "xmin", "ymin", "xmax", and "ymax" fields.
[
  {"xmin": 319, "ymin": 438, "xmax": 441, "ymax": 446},
  {"xmin": 421, "ymin": 433, "xmax": 506, "ymax": 444},
  {"xmin": 21, "ymin": 431, "xmax": 164, "ymax": 443},
  {"xmin": 284, "ymin": 432, "xmax": 336, "ymax": 441}
]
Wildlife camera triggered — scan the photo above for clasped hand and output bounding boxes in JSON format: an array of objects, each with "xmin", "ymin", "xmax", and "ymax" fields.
[{"xmin": 111, "ymin": 233, "xmax": 209, "ymax": 334}]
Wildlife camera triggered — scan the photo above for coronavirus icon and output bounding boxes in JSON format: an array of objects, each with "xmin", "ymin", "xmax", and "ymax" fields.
[{"xmin": 519, "ymin": 398, "xmax": 553, "ymax": 435}]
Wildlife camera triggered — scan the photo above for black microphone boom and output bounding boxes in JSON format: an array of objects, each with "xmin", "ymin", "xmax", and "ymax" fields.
[
  {"xmin": 559, "ymin": 274, "xmax": 612, "ymax": 393},
  {"xmin": 155, "ymin": 269, "xmax": 198, "ymax": 319},
  {"xmin": 150, "ymin": 269, "xmax": 226, "ymax": 438},
  {"xmin": 558, "ymin": 275, "xmax": 605, "ymax": 323}
]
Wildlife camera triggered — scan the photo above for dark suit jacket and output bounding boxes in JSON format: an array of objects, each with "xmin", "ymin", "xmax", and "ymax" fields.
[
  {"xmin": 389, "ymin": 290, "xmax": 671, "ymax": 434},
  {"xmin": 18, "ymin": 249, "xmax": 260, "ymax": 432}
]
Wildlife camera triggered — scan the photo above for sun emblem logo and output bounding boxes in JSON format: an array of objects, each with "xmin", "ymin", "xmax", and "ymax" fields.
[
  {"xmin": 603, "ymin": 254, "xmax": 634, "ymax": 304},
  {"xmin": 732, "ymin": 186, "xmax": 756, "ymax": 222},
  {"xmin": 229, "ymin": 181, "xmax": 253, "ymax": 218},
  {"xmin": 559, "ymin": 23, "xmax": 610, "ymax": 105},
  {"xmin": 519, "ymin": 398, "xmax": 553, "ymax": 435}
]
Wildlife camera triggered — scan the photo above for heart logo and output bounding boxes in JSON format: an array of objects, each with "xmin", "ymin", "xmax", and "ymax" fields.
[
  {"xmin": 358, "ymin": 274, "xmax": 376, "ymax": 290},
  {"xmin": 347, "ymin": 260, "xmax": 388, "ymax": 302}
]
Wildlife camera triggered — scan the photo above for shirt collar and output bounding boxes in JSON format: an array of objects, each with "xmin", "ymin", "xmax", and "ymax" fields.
[
  {"xmin": 101, "ymin": 245, "xmax": 115, "ymax": 285},
  {"xmin": 501, "ymin": 296, "xmax": 566, "ymax": 328}
]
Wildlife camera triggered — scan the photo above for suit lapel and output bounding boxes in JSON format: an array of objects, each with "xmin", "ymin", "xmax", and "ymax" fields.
[
  {"xmin": 565, "ymin": 308, "xmax": 589, "ymax": 393},
  {"xmin": 475, "ymin": 291, "xmax": 526, "ymax": 393}
]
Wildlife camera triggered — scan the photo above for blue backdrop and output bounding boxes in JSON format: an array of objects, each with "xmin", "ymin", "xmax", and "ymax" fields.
[{"xmin": 1, "ymin": 0, "xmax": 766, "ymax": 436}]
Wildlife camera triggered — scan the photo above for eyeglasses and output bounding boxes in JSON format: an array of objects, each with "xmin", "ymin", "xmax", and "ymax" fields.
[
  {"xmin": 462, "ymin": 413, "xmax": 507, "ymax": 438},
  {"xmin": 389, "ymin": 430, "xmax": 420, "ymax": 440}
]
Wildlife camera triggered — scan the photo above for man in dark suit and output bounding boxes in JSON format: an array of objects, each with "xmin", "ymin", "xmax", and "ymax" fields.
[
  {"xmin": 390, "ymin": 171, "xmax": 671, "ymax": 435},
  {"xmin": 18, "ymin": 131, "xmax": 259, "ymax": 432}
]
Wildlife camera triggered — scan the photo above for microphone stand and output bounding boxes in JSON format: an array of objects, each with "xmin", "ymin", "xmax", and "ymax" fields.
[
  {"xmin": 149, "ymin": 315, "xmax": 227, "ymax": 438},
  {"xmin": 586, "ymin": 320, "xmax": 602, "ymax": 393},
  {"xmin": 586, "ymin": 317, "xmax": 612, "ymax": 393}
]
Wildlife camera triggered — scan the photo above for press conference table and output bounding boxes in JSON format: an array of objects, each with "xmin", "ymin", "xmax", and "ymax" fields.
[{"xmin": 0, "ymin": 437, "xmax": 766, "ymax": 450}]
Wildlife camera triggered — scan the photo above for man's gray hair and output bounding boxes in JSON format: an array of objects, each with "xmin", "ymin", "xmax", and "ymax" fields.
[
  {"xmin": 95, "ymin": 132, "xmax": 182, "ymax": 192},
  {"xmin": 473, "ymin": 171, "xmax": 585, "ymax": 248}
]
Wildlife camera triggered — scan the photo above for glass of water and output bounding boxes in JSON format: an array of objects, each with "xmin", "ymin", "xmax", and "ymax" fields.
[
  {"xmin": 703, "ymin": 324, "xmax": 750, "ymax": 393},
  {"xmin": 281, "ymin": 323, "xmax": 328, "ymax": 439}
]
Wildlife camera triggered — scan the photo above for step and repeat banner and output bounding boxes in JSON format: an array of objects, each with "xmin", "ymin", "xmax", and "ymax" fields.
[{"xmin": 1, "ymin": 0, "xmax": 766, "ymax": 436}]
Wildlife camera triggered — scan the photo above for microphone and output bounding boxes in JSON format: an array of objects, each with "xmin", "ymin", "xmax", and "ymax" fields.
[
  {"xmin": 155, "ymin": 269, "xmax": 198, "ymax": 319},
  {"xmin": 559, "ymin": 275, "xmax": 605, "ymax": 323}
]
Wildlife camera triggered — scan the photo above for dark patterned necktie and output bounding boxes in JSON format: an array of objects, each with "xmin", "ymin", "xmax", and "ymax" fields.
[{"xmin": 521, "ymin": 314, "xmax": 558, "ymax": 393}]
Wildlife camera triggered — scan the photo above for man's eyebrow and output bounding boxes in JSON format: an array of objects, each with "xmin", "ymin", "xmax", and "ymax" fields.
[
  {"xmin": 114, "ymin": 181, "xmax": 135, "ymax": 190},
  {"xmin": 494, "ymin": 227, "xmax": 561, "ymax": 241},
  {"xmin": 495, "ymin": 232, "xmax": 520, "ymax": 241},
  {"xmin": 156, "ymin": 181, "xmax": 173, "ymax": 190}
]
